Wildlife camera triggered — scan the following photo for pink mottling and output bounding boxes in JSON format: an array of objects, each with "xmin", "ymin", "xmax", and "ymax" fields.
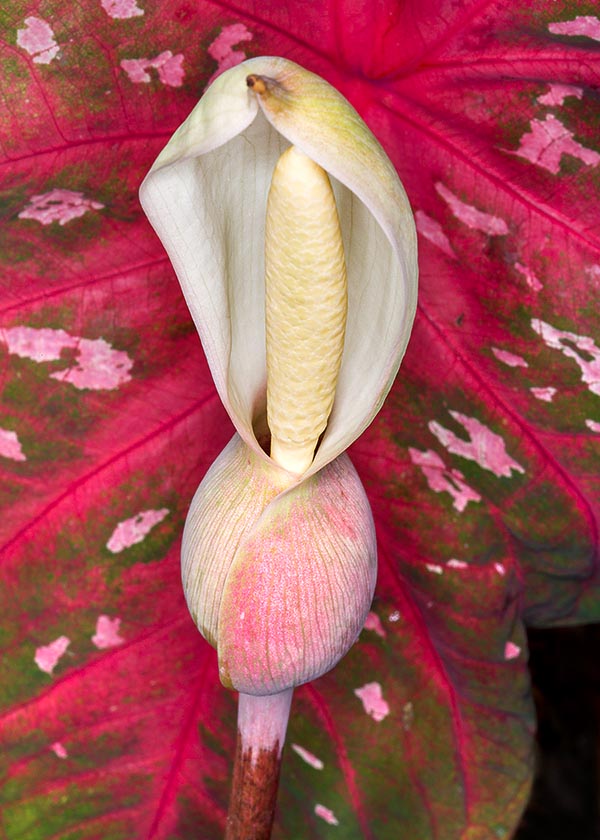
[
  {"xmin": 532, "ymin": 319, "xmax": 600, "ymax": 397},
  {"xmin": 0, "ymin": 428, "xmax": 26, "ymax": 461},
  {"xmin": 207, "ymin": 23, "xmax": 253, "ymax": 85},
  {"xmin": 121, "ymin": 51, "xmax": 184, "ymax": 86},
  {"xmin": 435, "ymin": 182, "xmax": 508, "ymax": 235},
  {"xmin": 491, "ymin": 347, "xmax": 529, "ymax": 368},
  {"xmin": 354, "ymin": 681, "xmax": 390, "ymax": 722},
  {"xmin": 586, "ymin": 419, "xmax": 600, "ymax": 433},
  {"xmin": 415, "ymin": 210, "xmax": 455, "ymax": 257},
  {"xmin": 106, "ymin": 508, "xmax": 169, "ymax": 553},
  {"xmin": 16, "ymin": 16, "xmax": 59, "ymax": 64},
  {"xmin": 364, "ymin": 611, "xmax": 386, "ymax": 637},
  {"xmin": 0, "ymin": 327, "xmax": 133, "ymax": 391},
  {"xmin": 315, "ymin": 804, "xmax": 339, "ymax": 826},
  {"xmin": 426, "ymin": 563, "xmax": 443, "ymax": 575},
  {"xmin": 323, "ymin": 501, "xmax": 357, "ymax": 541},
  {"xmin": 494, "ymin": 563, "xmax": 506, "ymax": 576},
  {"xmin": 515, "ymin": 262, "xmax": 543, "ymax": 292},
  {"xmin": 35, "ymin": 636, "xmax": 70, "ymax": 675},
  {"xmin": 409, "ymin": 447, "xmax": 481, "ymax": 512},
  {"xmin": 549, "ymin": 16, "xmax": 600, "ymax": 41},
  {"xmin": 447, "ymin": 558, "xmax": 468, "ymax": 569},
  {"xmin": 429, "ymin": 411, "xmax": 525, "ymax": 478},
  {"xmin": 291, "ymin": 743, "xmax": 324, "ymax": 770},
  {"xmin": 101, "ymin": 0, "xmax": 144, "ymax": 18},
  {"xmin": 19, "ymin": 189, "xmax": 104, "ymax": 225},
  {"xmin": 92, "ymin": 615, "xmax": 124, "ymax": 649},
  {"xmin": 537, "ymin": 83, "xmax": 583, "ymax": 106},
  {"xmin": 504, "ymin": 641, "xmax": 521, "ymax": 661},
  {"xmin": 51, "ymin": 742, "xmax": 68, "ymax": 759},
  {"xmin": 531, "ymin": 386, "xmax": 556, "ymax": 403},
  {"xmin": 513, "ymin": 115, "xmax": 600, "ymax": 174}
]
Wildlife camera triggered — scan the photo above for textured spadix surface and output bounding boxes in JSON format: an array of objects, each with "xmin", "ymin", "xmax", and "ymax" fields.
[
  {"xmin": 2, "ymin": 1, "xmax": 600, "ymax": 838},
  {"xmin": 265, "ymin": 145, "xmax": 348, "ymax": 475}
]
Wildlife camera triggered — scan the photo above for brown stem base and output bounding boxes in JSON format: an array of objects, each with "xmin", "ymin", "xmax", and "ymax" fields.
[
  {"xmin": 224, "ymin": 689, "xmax": 293, "ymax": 840},
  {"xmin": 224, "ymin": 734, "xmax": 283, "ymax": 839}
]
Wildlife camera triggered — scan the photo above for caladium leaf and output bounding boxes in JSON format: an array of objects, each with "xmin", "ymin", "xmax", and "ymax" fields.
[{"xmin": 1, "ymin": 1, "xmax": 599, "ymax": 838}]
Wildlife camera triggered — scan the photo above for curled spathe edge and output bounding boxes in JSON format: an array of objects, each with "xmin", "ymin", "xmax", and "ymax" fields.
[{"xmin": 139, "ymin": 56, "xmax": 418, "ymax": 480}]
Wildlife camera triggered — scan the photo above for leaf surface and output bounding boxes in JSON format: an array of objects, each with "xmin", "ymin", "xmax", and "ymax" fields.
[{"xmin": 2, "ymin": 1, "xmax": 599, "ymax": 837}]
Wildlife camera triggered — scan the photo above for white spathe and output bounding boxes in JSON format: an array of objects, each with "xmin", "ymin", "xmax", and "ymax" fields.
[{"xmin": 140, "ymin": 56, "xmax": 418, "ymax": 478}]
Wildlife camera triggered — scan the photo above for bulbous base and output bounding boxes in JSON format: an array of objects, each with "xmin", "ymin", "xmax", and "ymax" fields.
[{"xmin": 181, "ymin": 434, "xmax": 377, "ymax": 694}]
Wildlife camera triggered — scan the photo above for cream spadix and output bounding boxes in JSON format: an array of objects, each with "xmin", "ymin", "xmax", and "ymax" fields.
[{"xmin": 266, "ymin": 145, "xmax": 347, "ymax": 474}]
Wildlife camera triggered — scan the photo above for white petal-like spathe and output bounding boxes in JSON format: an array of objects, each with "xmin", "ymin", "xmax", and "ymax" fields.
[{"xmin": 140, "ymin": 57, "xmax": 417, "ymax": 476}]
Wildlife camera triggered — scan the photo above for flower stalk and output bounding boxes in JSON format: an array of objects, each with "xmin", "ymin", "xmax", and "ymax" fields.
[{"xmin": 225, "ymin": 689, "xmax": 293, "ymax": 840}]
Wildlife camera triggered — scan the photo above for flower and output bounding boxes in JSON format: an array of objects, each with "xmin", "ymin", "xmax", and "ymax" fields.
[{"xmin": 140, "ymin": 57, "xmax": 417, "ymax": 695}]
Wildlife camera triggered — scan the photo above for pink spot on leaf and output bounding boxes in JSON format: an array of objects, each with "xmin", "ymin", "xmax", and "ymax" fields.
[
  {"xmin": 92, "ymin": 615, "xmax": 124, "ymax": 649},
  {"xmin": 19, "ymin": 189, "xmax": 104, "ymax": 225},
  {"xmin": 586, "ymin": 419, "xmax": 600, "ymax": 433},
  {"xmin": 586, "ymin": 265, "xmax": 600, "ymax": 282},
  {"xmin": 515, "ymin": 262, "xmax": 543, "ymax": 291},
  {"xmin": 0, "ymin": 428, "xmax": 26, "ymax": 461},
  {"xmin": 291, "ymin": 744, "xmax": 324, "ymax": 770},
  {"xmin": 549, "ymin": 16, "xmax": 600, "ymax": 41},
  {"xmin": 354, "ymin": 681, "xmax": 390, "ymax": 722},
  {"xmin": 51, "ymin": 742, "xmax": 68, "ymax": 759},
  {"xmin": 363, "ymin": 611, "xmax": 386, "ymax": 637},
  {"xmin": 532, "ymin": 319, "xmax": 600, "ymax": 396},
  {"xmin": 537, "ymin": 83, "xmax": 583, "ymax": 107},
  {"xmin": 512, "ymin": 115, "xmax": 600, "ymax": 174},
  {"xmin": 530, "ymin": 386, "xmax": 556, "ymax": 403},
  {"xmin": 388, "ymin": 610, "xmax": 401, "ymax": 622},
  {"xmin": 447, "ymin": 558, "xmax": 468, "ymax": 569},
  {"xmin": 504, "ymin": 641, "xmax": 521, "ymax": 660},
  {"xmin": 415, "ymin": 210, "xmax": 455, "ymax": 257},
  {"xmin": 429, "ymin": 411, "xmax": 525, "ymax": 478},
  {"xmin": 53, "ymin": 338, "xmax": 133, "ymax": 390},
  {"xmin": 207, "ymin": 23, "xmax": 253, "ymax": 85},
  {"xmin": 101, "ymin": 0, "xmax": 144, "ymax": 18},
  {"xmin": 0, "ymin": 326, "xmax": 133, "ymax": 391},
  {"xmin": 0, "ymin": 326, "xmax": 73, "ymax": 362},
  {"xmin": 315, "ymin": 804, "xmax": 339, "ymax": 826},
  {"xmin": 435, "ymin": 182, "xmax": 508, "ymax": 235},
  {"xmin": 491, "ymin": 347, "xmax": 529, "ymax": 368},
  {"xmin": 35, "ymin": 636, "xmax": 70, "ymax": 675},
  {"xmin": 409, "ymin": 447, "xmax": 481, "ymax": 512},
  {"xmin": 494, "ymin": 563, "xmax": 506, "ymax": 576},
  {"xmin": 16, "ymin": 16, "xmax": 59, "ymax": 64},
  {"xmin": 121, "ymin": 51, "xmax": 184, "ymax": 86},
  {"xmin": 106, "ymin": 508, "xmax": 169, "ymax": 553}
]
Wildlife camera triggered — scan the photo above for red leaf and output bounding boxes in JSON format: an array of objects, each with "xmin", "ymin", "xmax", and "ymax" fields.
[{"xmin": 2, "ymin": 1, "xmax": 599, "ymax": 837}]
